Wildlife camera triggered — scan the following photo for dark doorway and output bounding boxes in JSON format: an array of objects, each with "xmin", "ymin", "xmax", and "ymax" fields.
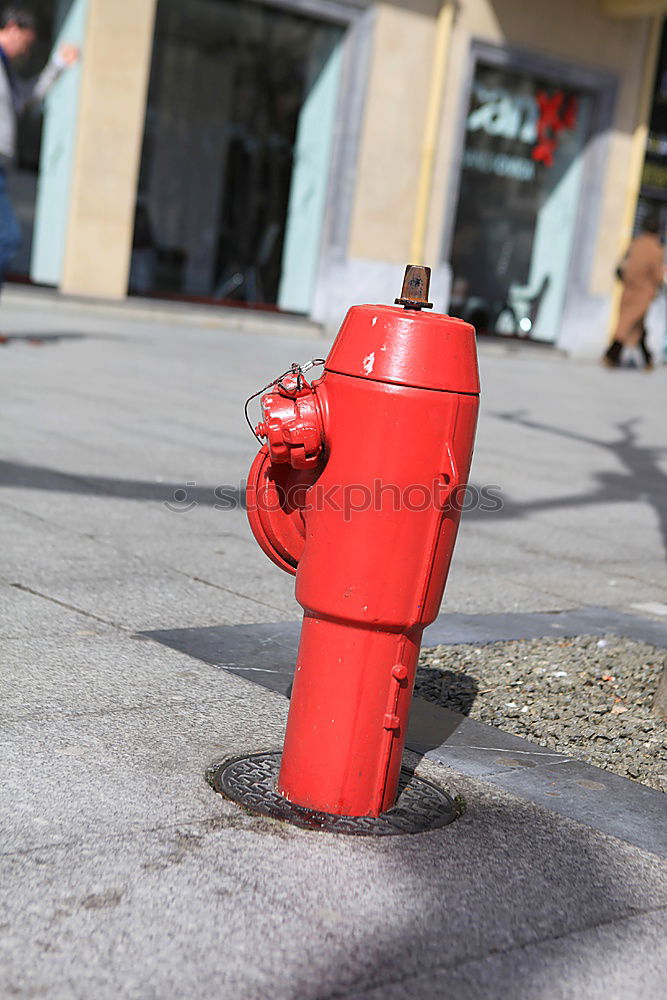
[{"xmin": 130, "ymin": 0, "xmax": 342, "ymax": 310}]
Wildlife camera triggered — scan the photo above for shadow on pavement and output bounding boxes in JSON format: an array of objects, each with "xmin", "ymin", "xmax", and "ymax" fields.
[
  {"xmin": 143, "ymin": 620, "xmax": 479, "ymax": 763},
  {"xmin": 4, "ymin": 413, "xmax": 665, "ymax": 551},
  {"xmin": 306, "ymin": 788, "xmax": 667, "ymax": 1000},
  {"xmin": 471, "ymin": 413, "xmax": 667, "ymax": 559},
  {"xmin": 414, "ymin": 665, "xmax": 478, "ymax": 716},
  {"xmin": 0, "ymin": 332, "xmax": 88, "ymax": 345},
  {"xmin": 0, "ymin": 460, "xmax": 243, "ymax": 508}
]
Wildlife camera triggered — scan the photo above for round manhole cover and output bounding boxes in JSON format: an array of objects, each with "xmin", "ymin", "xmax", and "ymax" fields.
[{"xmin": 207, "ymin": 751, "xmax": 460, "ymax": 836}]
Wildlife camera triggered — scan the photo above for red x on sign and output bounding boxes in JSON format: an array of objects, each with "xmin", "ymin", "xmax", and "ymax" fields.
[{"xmin": 532, "ymin": 91, "xmax": 578, "ymax": 167}]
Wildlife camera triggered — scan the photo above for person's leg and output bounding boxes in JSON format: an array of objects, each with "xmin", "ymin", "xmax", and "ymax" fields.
[
  {"xmin": 638, "ymin": 322, "xmax": 654, "ymax": 369},
  {"xmin": 0, "ymin": 168, "xmax": 22, "ymax": 290}
]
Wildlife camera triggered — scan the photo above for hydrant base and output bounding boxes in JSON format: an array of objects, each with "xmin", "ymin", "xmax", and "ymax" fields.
[{"xmin": 208, "ymin": 752, "xmax": 460, "ymax": 836}]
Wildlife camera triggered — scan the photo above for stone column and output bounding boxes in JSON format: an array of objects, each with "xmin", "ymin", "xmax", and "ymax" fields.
[{"xmin": 60, "ymin": 0, "xmax": 157, "ymax": 298}]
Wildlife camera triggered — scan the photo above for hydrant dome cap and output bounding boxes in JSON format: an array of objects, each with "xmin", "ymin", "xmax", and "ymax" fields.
[{"xmin": 325, "ymin": 305, "xmax": 480, "ymax": 395}]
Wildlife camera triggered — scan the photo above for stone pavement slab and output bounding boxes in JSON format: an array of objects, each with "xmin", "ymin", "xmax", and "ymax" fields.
[
  {"xmin": 2, "ymin": 290, "xmax": 667, "ymax": 618},
  {"xmin": 2, "ymin": 748, "xmax": 666, "ymax": 1000},
  {"xmin": 353, "ymin": 910, "xmax": 667, "ymax": 1000}
]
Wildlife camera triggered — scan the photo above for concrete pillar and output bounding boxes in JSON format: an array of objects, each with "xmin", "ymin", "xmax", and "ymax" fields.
[
  {"xmin": 346, "ymin": 0, "xmax": 440, "ymax": 265},
  {"xmin": 60, "ymin": 0, "xmax": 157, "ymax": 298}
]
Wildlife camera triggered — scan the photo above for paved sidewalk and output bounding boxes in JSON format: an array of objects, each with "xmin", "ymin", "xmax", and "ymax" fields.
[{"xmin": 1, "ymin": 293, "xmax": 666, "ymax": 998}]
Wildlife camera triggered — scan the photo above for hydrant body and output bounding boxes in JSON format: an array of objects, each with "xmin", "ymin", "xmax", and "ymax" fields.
[{"xmin": 247, "ymin": 299, "xmax": 479, "ymax": 818}]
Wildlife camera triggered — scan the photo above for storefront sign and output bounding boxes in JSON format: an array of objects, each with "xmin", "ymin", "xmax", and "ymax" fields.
[
  {"xmin": 467, "ymin": 82, "xmax": 578, "ymax": 171},
  {"xmin": 462, "ymin": 148, "xmax": 535, "ymax": 181}
]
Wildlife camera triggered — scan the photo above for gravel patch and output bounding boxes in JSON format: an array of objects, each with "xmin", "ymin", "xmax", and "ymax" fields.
[{"xmin": 416, "ymin": 634, "xmax": 667, "ymax": 793}]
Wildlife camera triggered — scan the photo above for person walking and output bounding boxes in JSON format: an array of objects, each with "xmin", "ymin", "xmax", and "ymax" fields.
[
  {"xmin": 0, "ymin": 6, "xmax": 78, "ymax": 297},
  {"xmin": 603, "ymin": 213, "xmax": 665, "ymax": 370}
]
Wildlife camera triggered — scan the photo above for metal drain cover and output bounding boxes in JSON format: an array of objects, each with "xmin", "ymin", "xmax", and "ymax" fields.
[{"xmin": 207, "ymin": 751, "xmax": 459, "ymax": 835}]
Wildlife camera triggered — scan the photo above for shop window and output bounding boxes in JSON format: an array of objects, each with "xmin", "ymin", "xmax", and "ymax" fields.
[
  {"xmin": 130, "ymin": 0, "xmax": 342, "ymax": 311},
  {"xmin": 449, "ymin": 61, "xmax": 593, "ymax": 341}
]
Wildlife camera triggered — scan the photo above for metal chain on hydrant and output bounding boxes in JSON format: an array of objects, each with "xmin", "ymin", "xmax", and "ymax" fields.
[{"xmin": 244, "ymin": 358, "xmax": 326, "ymax": 442}]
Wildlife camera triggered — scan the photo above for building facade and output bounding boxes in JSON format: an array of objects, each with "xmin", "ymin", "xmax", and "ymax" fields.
[{"xmin": 10, "ymin": 0, "xmax": 667, "ymax": 356}]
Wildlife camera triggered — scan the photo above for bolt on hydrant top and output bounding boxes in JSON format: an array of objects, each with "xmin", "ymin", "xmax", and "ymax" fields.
[{"xmin": 394, "ymin": 264, "xmax": 433, "ymax": 310}]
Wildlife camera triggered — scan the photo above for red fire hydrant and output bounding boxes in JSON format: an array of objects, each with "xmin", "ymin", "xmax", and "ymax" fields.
[{"xmin": 246, "ymin": 266, "xmax": 479, "ymax": 818}]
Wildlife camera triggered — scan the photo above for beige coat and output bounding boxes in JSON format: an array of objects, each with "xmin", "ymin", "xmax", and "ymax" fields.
[{"xmin": 614, "ymin": 232, "xmax": 665, "ymax": 345}]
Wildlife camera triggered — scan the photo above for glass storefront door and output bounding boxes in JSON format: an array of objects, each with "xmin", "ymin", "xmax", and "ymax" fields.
[
  {"xmin": 130, "ymin": 0, "xmax": 342, "ymax": 312},
  {"xmin": 448, "ymin": 60, "xmax": 593, "ymax": 341}
]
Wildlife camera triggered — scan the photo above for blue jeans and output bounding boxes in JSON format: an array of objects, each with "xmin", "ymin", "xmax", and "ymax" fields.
[{"xmin": 0, "ymin": 167, "xmax": 21, "ymax": 288}]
